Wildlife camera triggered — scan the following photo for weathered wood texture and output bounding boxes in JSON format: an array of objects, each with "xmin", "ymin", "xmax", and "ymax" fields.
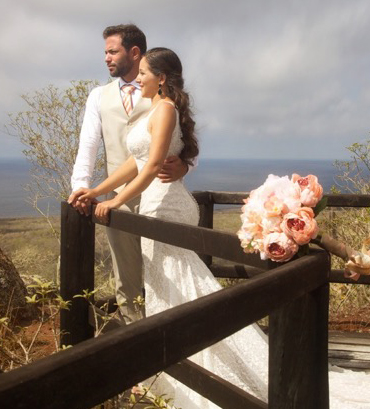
[
  {"xmin": 269, "ymin": 284, "xmax": 330, "ymax": 409},
  {"xmin": 0, "ymin": 252, "xmax": 329, "ymax": 409},
  {"xmin": 325, "ymin": 194, "xmax": 370, "ymax": 207},
  {"xmin": 90, "ymin": 305, "xmax": 266, "ymax": 408},
  {"xmin": 202, "ymin": 263, "xmax": 370, "ymax": 284},
  {"xmin": 93, "ymin": 206, "xmax": 268, "ymax": 269},
  {"xmin": 329, "ymin": 269, "xmax": 370, "ymax": 284},
  {"xmin": 329, "ymin": 331, "xmax": 370, "ymax": 371},
  {"xmin": 60, "ymin": 202, "xmax": 95, "ymax": 345},
  {"xmin": 197, "ymin": 199, "xmax": 214, "ymax": 266},
  {"xmin": 191, "ymin": 190, "xmax": 213, "ymax": 205},
  {"xmin": 210, "ymin": 263, "xmax": 265, "ymax": 278}
]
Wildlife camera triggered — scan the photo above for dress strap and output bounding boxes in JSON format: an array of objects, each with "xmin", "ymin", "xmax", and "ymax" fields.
[
  {"xmin": 160, "ymin": 100, "xmax": 176, "ymax": 107},
  {"xmin": 148, "ymin": 100, "xmax": 176, "ymax": 117}
]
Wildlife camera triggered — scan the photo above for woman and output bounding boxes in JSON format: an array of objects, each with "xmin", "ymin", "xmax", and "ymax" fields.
[{"xmin": 69, "ymin": 48, "xmax": 370, "ymax": 408}]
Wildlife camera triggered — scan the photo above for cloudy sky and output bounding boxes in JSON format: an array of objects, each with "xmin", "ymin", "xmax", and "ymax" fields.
[{"xmin": 1, "ymin": 0, "xmax": 370, "ymax": 161}]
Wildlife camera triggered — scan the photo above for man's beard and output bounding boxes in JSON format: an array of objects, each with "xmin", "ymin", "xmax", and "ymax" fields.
[{"xmin": 111, "ymin": 59, "xmax": 134, "ymax": 78}]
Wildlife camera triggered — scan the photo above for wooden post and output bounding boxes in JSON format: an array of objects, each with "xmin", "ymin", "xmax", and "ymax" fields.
[
  {"xmin": 60, "ymin": 201, "xmax": 95, "ymax": 346},
  {"xmin": 197, "ymin": 195, "xmax": 214, "ymax": 266},
  {"xmin": 268, "ymin": 283, "xmax": 330, "ymax": 408}
]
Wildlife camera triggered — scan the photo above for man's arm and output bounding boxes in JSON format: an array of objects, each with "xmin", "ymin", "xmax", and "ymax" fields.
[{"xmin": 71, "ymin": 87, "xmax": 103, "ymax": 214}]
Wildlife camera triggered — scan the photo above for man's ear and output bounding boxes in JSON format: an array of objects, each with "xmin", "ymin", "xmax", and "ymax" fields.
[{"xmin": 130, "ymin": 46, "xmax": 141, "ymax": 61}]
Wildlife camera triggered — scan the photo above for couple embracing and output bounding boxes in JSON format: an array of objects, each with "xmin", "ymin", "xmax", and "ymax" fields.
[{"xmin": 69, "ymin": 24, "xmax": 268, "ymax": 408}]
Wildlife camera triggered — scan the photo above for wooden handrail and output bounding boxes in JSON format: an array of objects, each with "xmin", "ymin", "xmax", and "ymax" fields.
[
  {"xmin": 209, "ymin": 264, "xmax": 370, "ymax": 285},
  {"xmin": 92, "ymin": 203, "xmax": 266, "ymax": 268},
  {"xmin": 193, "ymin": 191, "xmax": 370, "ymax": 207}
]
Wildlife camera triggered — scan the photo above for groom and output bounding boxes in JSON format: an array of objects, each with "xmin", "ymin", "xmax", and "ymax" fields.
[{"xmin": 70, "ymin": 24, "xmax": 189, "ymax": 323}]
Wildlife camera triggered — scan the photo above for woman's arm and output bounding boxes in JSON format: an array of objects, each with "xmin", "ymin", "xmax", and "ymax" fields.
[
  {"xmin": 68, "ymin": 155, "xmax": 138, "ymax": 205},
  {"xmin": 91, "ymin": 155, "xmax": 138, "ymax": 196},
  {"xmin": 95, "ymin": 102, "xmax": 176, "ymax": 217}
]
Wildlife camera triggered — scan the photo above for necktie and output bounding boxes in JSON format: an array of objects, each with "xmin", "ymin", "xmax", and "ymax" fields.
[{"xmin": 121, "ymin": 84, "xmax": 135, "ymax": 115}]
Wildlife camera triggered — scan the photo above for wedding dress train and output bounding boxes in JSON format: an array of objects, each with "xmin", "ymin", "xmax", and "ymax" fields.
[{"xmin": 127, "ymin": 101, "xmax": 370, "ymax": 408}]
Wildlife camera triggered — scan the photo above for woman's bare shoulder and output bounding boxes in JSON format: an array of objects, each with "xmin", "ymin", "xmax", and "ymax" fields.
[{"xmin": 151, "ymin": 100, "xmax": 176, "ymax": 121}]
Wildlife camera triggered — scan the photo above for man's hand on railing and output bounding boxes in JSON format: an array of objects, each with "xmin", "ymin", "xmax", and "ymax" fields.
[{"xmin": 68, "ymin": 188, "xmax": 99, "ymax": 216}]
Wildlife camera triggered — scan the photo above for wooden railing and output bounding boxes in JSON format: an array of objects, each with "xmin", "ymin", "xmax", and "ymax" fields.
[{"xmin": 2, "ymin": 191, "xmax": 368, "ymax": 409}]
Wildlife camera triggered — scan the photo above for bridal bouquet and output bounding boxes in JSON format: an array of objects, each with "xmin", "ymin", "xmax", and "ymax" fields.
[
  {"xmin": 237, "ymin": 174, "xmax": 325, "ymax": 262},
  {"xmin": 237, "ymin": 173, "xmax": 370, "ymax": 280}
]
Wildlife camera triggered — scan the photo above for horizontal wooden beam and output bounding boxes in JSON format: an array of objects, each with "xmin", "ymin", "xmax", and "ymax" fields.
[
  {"xmin": 193, "ymin": 191, "xmax": 370, "ymax": 208},
  {"xmin": 329, "ymin": 269, "xmax": 370, "ymax": 284},
  {"xmin": 0, "ymin": 251, "xmax": 329, "ymax": 409},
  {"xmin": 210, "ymin": 263, "xmax": 264, "ymax": 278},
  {"xmin": 166, "ymin": 360, "xmax": 267, "ymax": 409},
  {"xmin": 191, "ymin": 190, "xmax": 213, "ymax": 205},
  {"xmin": 210, "ymin": 265, "xmax": 370, "ymax": 284},
  {"xmin": 91, "ymin": 204, "xmax": 268, "ymax": 269},
  {"xmin": 325, "ymin": 194, "xmax": 370, "ymax": 208},
  {"xmin": 89, "ymin": 306, "xmax": 266, "ymax": 408}
]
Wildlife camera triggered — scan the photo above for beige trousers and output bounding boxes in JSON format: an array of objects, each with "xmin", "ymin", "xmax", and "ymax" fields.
[{"xmin": 105, "ymin": 193, "xmax": 144, "ymax": 323}]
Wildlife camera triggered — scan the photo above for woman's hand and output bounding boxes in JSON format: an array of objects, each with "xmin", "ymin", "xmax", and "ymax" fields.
[{"xmin": 94, "ymin": 199, "xmax": 120, "ymax": 222}]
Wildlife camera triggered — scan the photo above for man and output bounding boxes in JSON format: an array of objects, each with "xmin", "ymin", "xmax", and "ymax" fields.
[{"xmin": 71, "ymin": 24, "xmax": 188, "ymax": 323}]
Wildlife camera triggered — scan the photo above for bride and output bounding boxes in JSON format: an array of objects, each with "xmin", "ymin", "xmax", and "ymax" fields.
[{"xmin": 69, "ymin": 48, "xmax": 370, "ymax": 408}]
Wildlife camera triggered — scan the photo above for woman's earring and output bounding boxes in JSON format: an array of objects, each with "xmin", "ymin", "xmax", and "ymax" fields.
[{"xmin": 158, "ymin": 84, "xmax": 162, "ymax": 96}]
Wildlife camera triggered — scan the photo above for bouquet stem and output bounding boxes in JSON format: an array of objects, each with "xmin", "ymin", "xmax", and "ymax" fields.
[
  {"xmin": 311, "ymin": 233, "xmax": 369, "ymax": 280},
  {"xmin": 311, "ymin": 233, "xmax": 356, "ymax": 261}
]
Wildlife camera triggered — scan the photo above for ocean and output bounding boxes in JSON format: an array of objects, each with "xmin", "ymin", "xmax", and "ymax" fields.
[{"xmin": 0, "ymin": 157, "xmax": 341, "ymax": 218}]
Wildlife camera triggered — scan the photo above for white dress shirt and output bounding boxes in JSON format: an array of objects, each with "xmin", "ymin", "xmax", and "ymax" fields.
[{"xmin": 71, "ymin": 79, "xmax": 141, "ymax": 191}]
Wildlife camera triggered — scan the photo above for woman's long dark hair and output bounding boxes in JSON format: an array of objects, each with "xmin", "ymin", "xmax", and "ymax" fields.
[{"xmin": 144, "ymin": 47, "xmax": 199, "ymax": 166}]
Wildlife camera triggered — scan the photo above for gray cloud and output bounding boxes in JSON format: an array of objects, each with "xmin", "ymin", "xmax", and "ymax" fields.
[{"xmin": 1, "ymin": 0, "xmax": 370, "ymax": 160}]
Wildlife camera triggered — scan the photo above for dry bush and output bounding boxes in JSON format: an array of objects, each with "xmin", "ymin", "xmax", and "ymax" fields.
[
  {"xmin": 12, "ymin": 246, "xmax": 58, "ymax": 282},
  {"xmin": 0, "ymin": 217, "xmax": 114, "ymax": 298},
  {"xmin": 6, "ymin": 80, "xmax": 104, "ymax": 205},
  {"xmin": 319, "ymin": 139, "xmax": 370, "ymax": 326},
  {"xmin": 319, "ymin": 207, "xmax": 370, "ymax": 324}
]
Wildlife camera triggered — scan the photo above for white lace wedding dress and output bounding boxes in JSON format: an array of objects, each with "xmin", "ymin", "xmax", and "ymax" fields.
[{"xmin": 126, "ymin": 101, "xmax": 370, "ymax": 409}]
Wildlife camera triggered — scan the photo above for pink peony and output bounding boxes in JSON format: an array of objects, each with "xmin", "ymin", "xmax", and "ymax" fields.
[
  {"xmin": 264, "ymin": 195, "xmax": 287, "ymax": 217},
  {"xmin": 261, "ymin": 215, "xmax": 283, "ymax": 234},
  {"xmin": 263, "ymin": 232, "xmax": 299, "ymax": 262},
  {"xmin": 281, "ymin": 207, "xmax": 319, "ymax": 245},
  {"xmin": 246, "ymin": 175, "xmax": 301, "ymax": 215},
  {"xmin": 292, "ymin": 174, "xmax": 323, "ymax": 207}
]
